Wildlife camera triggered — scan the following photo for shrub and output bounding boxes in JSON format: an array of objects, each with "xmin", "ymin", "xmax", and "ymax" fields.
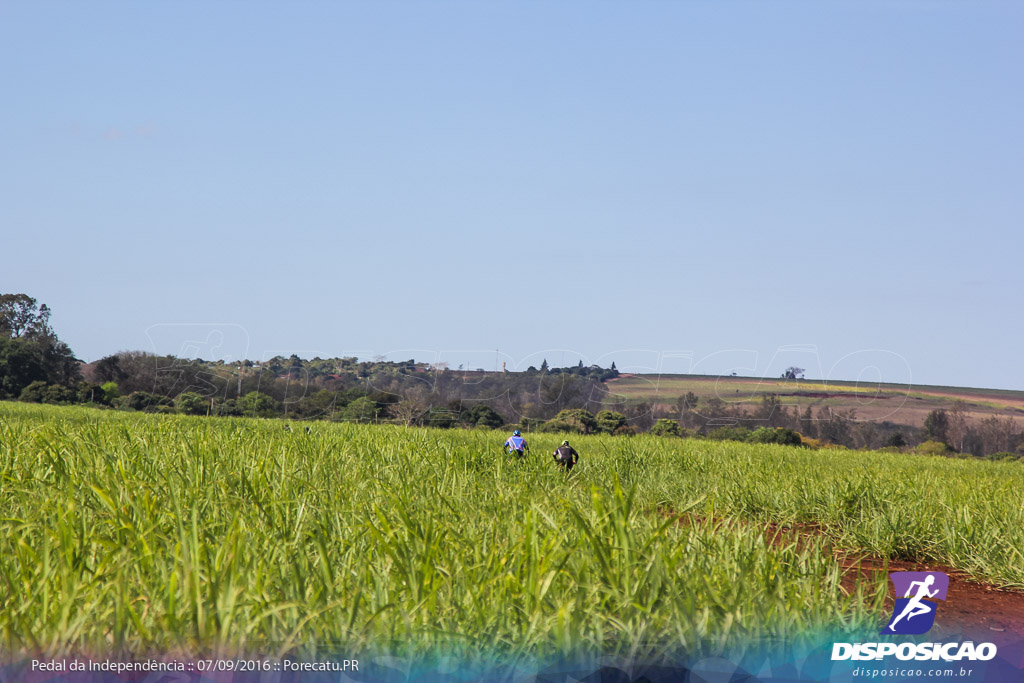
[
  {"xmin": 175, "ymin": 392, "xmax": 209, "ymax": 416},
  {"xmin": 504, "ymin": 419, "xmax": 543, "ymax": 435},
  {"xmin": 424, "ymin": 408, "xmax": 457, "ymax": 429},
  {"xmin": 42, "ymin": 385, "xmax": 75, "ymax": 405},
  {"xmin": 214, "ymin": 399, "xmax": 243, "ymax": 417},
  {"xmin": 237, "ymin": 391, "xmax": 280, "ymax": 418},
  {"xmin": 916, "ymin": 440, "xmax": 951, "ymax": 456},
  {"xmin": 340, "ymin": 396, "xmax": 377, "ymax": 423},
  {"xmin": 748, "ymin": 427, "xmax": 803, "ymax": 447},
  {"xmin": 540, "ymin": 409, "xmax": 599, "ymax": 435},
  {"xmin": 595, "ymin": 410, "xmax": 627, "ymax": 434},
  {"xmin": 0, "ymin": 337, "xmax": 47, "ymax": 398},
  {"xmin": 885, "ymin": 432, "xmax": 907, "ymax": 448},
  {"xmin": 463, "ymin": 405, "xmax": 504, "ymax": 429},
  {"xmin": 126, "ymin": 391, "xmax": 173, "ymax": 412},
  {"xmin": 519, "ymin": 417, "xmax": 544, "ymax": 432},
  {"xmin": 18, "ymin": 380, "xmax": 49, "ymax": 403},
  {"xmin": 650, "ymin": 419, "xmax": 681, "ymax": 437},
  {"xmin": 101, "ymin": 381, "xmax": 120, "ymax": 403},
  {"xmin": 987, "ymin": 452, "xmax": 1019, "ymax": 462},
  {"xmin": 75, "ymin": 382, "xmax": 103, "ymax": 404},
  {"xmin": 539, "ymin": 419, "xmax": 579, "ymax": 434},
  {"xmin": 707, "ymin": 426, "xmax": 752, "ymax": 442}
]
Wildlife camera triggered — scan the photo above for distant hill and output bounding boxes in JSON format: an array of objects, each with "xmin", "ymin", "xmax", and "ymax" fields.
[{"xmin": 604, "ymin": 374, "xmax": 1024, "ymax": 428}]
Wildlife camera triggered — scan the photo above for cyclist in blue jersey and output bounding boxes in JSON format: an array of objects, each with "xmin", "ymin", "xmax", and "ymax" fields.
[{"xmin": 504, "ymin": 429, "xmax": 529, "ymax": 458}]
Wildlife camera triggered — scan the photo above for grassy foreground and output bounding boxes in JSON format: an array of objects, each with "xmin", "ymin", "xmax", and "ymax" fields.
[{"xmin": 1, "ymin": 403, "xmax": 1022, "ymax": 659}]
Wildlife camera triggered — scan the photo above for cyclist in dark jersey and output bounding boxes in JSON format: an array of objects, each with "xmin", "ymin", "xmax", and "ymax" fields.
[{"xmin": 553, "ymin": 440, "xmax": 579, "ymax": 471}]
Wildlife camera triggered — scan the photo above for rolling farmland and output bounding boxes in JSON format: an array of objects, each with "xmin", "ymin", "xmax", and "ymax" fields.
[
  {"xmin": 2, "ymin": 402, "xmax": 1023, "ymax": 660},
  {"xmin": 604, "ymin": 374, "xmax": 1024, "ymax": 427}
]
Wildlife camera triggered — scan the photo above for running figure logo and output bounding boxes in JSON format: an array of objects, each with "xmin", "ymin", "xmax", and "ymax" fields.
[{"xmin": 883, "ymin": 571, "xmax": 949, "ymax": 635}]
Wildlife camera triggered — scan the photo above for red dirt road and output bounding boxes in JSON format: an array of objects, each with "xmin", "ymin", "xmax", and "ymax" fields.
[
  {"xmin": 841, "ymin": 556, "xmax": 1024, "ymax": 652},
  {"xmin": 673, "ymin": 513, "xmax": 1024, "ymax": 655}
]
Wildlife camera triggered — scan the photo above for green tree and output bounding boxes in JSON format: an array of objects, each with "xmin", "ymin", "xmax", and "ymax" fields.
[
  {"xmin": 214, "ymin": 399, "xmax": 243, "ymax": 417},
  {"xmin": 748, "ymin": 427, "xmax": 802, "ymax": 446},
  {"xmin": 781, "ymin": 367, "xmax": 805, "ymax": 380},
  {"xmin": 19, "ymin": 381, "xmax": 74, "ymax": 404},
  {"xmin": 0, "ymin": 294, "xmax": 80, "ymax": 387},
  {"xmin": 39, "ymin": 339, "xmax": 80, "ymax": 386},
  {"xmin": 94, "ymin": 355, "xmax": 127, "ymax": 384},
  {"xmin": 650, "ymin": 419, "xmax": 681, "ymax": 437},
  {"xmin": 238, "ymin": 391, "xmax": 280, "ymax": 418},
  {"xmin": 176, "ymin": 392, "xmax": 209, "ymax": 415},
  {"xmin": 76, "ymin": 382, "xmax": 105, "ymax": 404},
  {"xmin": 465, "ymin": 405, "xmax": 504, "ymax": 429},
  {"xmin": 42, "ymin": 384, "xmax": 75, "ymax": 404},
  {"xmin": 101, "ymin": 381, "xmax": 120, "ymax": 404},
  {"xmin": 18, "ymin": 380, "xmax": 49, "ymax": 403},
  {"xmin": 595, "ymin": 410, "xmax": 627, "ymax": 434},
  {"xmin": 0, "ymin": 293, "xmax": 51, "ymax": 339},
  {"xmin": 0, "ymin": 338, "xmax": 47, "ymax": 398},
  {"xmin": 294, "ymin": 389, "xmax": 337, "ymax": 420},
  {"xmin": 342, "ymin": 396, "xmax": 379, "ymax": 423},
  {"xmin": 540, "ymin": 408, "xmax": 597, "ymax": 434},
  {"xmin": 126, "ymin": 391, "xmax": 173, "ymax": 412}
]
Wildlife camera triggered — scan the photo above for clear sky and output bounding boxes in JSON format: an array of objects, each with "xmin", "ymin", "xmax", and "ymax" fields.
[{"xmin": 2, "ymin": 2, "xmax": 1022, "ymax": 390}]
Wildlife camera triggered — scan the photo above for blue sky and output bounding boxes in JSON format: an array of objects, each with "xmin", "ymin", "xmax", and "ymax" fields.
[{"xmin": 2, "ymin": 2, "xmax": 1022, "ymax": 389}]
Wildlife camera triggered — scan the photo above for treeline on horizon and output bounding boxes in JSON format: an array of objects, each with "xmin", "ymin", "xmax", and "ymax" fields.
[{"xmin": 3, "ymin": 292, "xmax": 1024, "ymax": 460}]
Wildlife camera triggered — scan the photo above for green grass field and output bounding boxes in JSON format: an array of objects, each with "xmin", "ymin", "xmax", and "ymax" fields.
[{"xmin": 2, "ymin": 403, "xmax": 1023, "ymax": 660}]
